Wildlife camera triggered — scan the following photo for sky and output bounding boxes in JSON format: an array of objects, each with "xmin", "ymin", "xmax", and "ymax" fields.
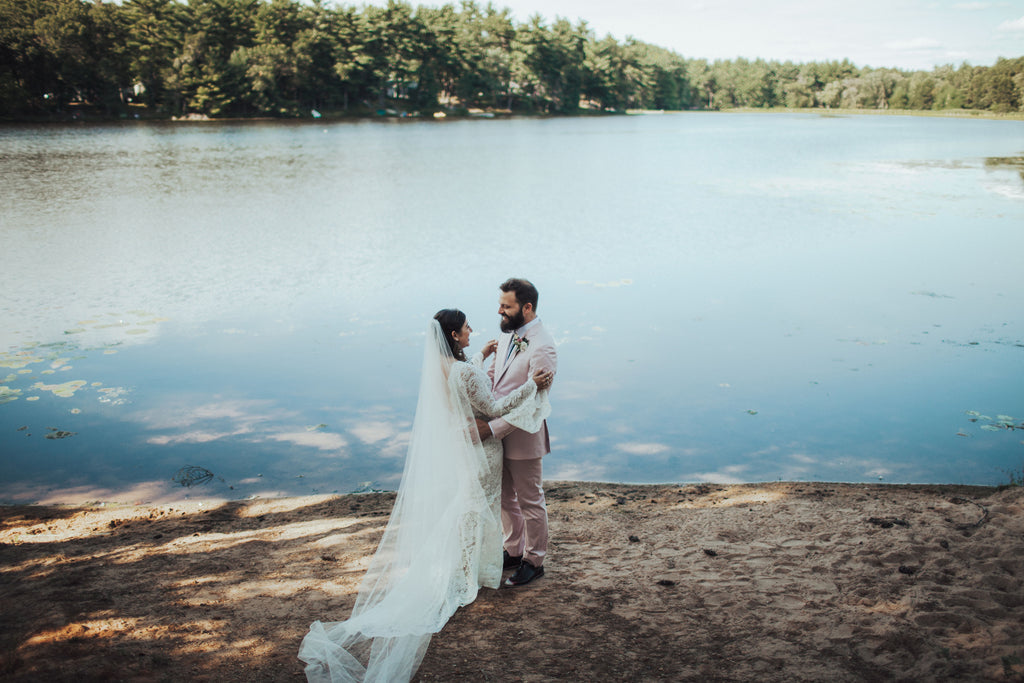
[{"xmin": 440, "ymin": 0, "xmax": 1024, "ymax": 71}]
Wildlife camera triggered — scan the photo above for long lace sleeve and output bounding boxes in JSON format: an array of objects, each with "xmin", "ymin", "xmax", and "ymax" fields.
[
  {"xmin": 470, "ymin": 351, "xmax": 489, "ymax": 371},
  {"xmin": 454, "ymin": 364, "xmax": 550, "ymax": 435}
]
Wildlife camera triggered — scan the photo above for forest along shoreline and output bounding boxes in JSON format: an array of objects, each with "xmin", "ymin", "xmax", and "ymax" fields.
[{"xmin": 1, "ymin": 0, "xmax": 1021, "ymax": 122}]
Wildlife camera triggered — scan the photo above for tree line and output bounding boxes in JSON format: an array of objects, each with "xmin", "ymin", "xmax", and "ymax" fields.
[{"xmin": 1, "ymin": 0, "xmax": 1022, "ymax": 119}]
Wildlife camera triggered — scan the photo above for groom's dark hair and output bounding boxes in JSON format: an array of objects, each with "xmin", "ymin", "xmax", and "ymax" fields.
[{"xmin": 500, "ymin": 278, "xmax": 538, "ymax": 310}]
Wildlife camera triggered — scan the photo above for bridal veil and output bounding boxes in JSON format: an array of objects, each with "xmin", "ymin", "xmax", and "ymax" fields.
[{"xmin": 299, "ymin": 320, "xmax": 507, "ymax": 682}]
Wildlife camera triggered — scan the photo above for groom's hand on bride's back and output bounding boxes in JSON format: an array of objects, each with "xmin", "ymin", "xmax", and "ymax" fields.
[{"xmin": 474, "ymin": 418, "xmax": 492, "ymax": 441}]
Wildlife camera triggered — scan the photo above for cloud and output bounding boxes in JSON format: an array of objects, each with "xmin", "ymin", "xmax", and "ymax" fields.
[
  {"xmin": 996, "ymin": 15, "xmax": 1024, "ymax": 32},
  {"xmin": 350, "ymin": 421, "xmax": 398, "ymax": 444},
  {"xmin": 548, "ymin": 462, "xmax": 610, "ymax": 481},
  {"xmin": 787, "ymin": 452, "xmax": 819, "ymax": 465},
  {"xmin": 268, "ymin": 431, "xmax": 348, "ymax": 452},
  {"xmin": 884, "ymin": 37, "xmax": 942, "ymax": 51},
  {"xmin": 135, "ymin": 398, "xmax": 357, "ymax": 456},
  {"xmin": 148, "ymin": 430, "xmax": 243, "ymax": 445},
  {"xmin": 136, "ymin": 399, "xmax": 279, "ymax": 431},
  {"xmin": 376, "ymin": 431, "xmax": 411, "ymax": 459},
  {"xmin": 575, "ymin": 279, "xmax": 634, "ymax": 288},
  {"xmin": 683, "ymin": 470, "xmax": 748, "ymax": 484},
  {"xmin": 943, "ymin": 50, "xmax": 972, "ymax": 62},
  {"xmin": 340, "ymin": 409, "xmax": 411, "ymax": 458},
  {"xmin": 615, "ymin": 442, "xmax": 671, "ymax": 455}
]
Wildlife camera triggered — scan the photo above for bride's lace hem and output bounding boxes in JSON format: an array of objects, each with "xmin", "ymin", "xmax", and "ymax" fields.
[{"xmin": 300, "ymin": 623, "xmax": 430, "ymax": 683}]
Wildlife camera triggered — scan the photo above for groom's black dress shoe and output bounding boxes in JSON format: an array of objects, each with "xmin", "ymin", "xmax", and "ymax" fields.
[
  {"xmin": 503, "ymin": 550, "xmax": 523, "ymax": 570},
  {"xmin": 505, "ymin": 560, "xmax": 544, "ymax": 586}
]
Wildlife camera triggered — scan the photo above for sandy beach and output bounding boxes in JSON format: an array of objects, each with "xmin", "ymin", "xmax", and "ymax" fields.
[{"xmin": 1, "ymin": 481, "xmax": 1022, "ymax": 681}]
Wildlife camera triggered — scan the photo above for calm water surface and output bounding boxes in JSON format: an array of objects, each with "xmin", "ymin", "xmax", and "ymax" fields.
[{"xmin": 1, "ymin": 113, "xmax": 1023, "ymax": 503}]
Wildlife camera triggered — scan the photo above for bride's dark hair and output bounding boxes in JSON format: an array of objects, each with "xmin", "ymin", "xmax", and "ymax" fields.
[{"xmin": 433, "ymin": 308, "xmax": 467, "ymax": 361}]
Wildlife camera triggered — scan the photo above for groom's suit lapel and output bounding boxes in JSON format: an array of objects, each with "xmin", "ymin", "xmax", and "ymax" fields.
[
  {"xmin": 495, "ymin": 332, "xmax": 517, "ymax": 384},
  {"xmin": 495, "ymin": 322, "xmax": 540, "ymax": 385}
]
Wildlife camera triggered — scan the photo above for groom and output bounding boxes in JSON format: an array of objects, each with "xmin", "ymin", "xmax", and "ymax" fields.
[{"xmin": 477, "ymin": 278, "xmax": 558, "ymax": 587}]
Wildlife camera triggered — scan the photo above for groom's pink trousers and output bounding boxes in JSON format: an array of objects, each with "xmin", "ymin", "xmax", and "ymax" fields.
[{"xmin": 501, "ymin": 457, "xmax": 548, "ymax": 566}]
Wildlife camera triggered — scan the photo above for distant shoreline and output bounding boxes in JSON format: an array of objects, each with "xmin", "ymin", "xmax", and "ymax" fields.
[
  {"xmin": 722, "ymin": 106, "xmax": 1024, "ymax": 121},
  {"xmin": 3, "ymin": 106, "xmax": 1023, "ymax": 126}
]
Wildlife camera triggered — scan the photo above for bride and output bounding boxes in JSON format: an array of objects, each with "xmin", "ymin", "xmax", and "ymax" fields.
[{"xmin": 299, "ymin": 309, "xmax": 552, "ymax": 683}]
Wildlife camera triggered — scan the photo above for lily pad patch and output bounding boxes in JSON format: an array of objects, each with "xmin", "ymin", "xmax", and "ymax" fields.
[
  {"xmin": 963, "ymin": 411, "xmax": 1023, "ymax": 436},
  {"xmin": 33, "ymin": 380, "xmax": 88, "ymax": 398}
]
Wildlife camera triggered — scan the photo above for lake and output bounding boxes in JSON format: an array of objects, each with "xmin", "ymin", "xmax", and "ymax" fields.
[{"xmin": 1, "ymin": 112, "xmax": 1023, "ymax": 504}]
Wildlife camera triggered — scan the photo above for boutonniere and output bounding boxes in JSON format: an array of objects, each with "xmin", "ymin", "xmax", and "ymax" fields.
[{"xmin": 512, "ymin": 333, "xmax": 529, "ymax": 354}]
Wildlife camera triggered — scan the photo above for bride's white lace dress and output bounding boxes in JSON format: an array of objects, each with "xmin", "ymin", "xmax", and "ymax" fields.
[
  {"xmin": 298, "ymin": 322, "xmax": 549, "ymax": 683},
  {"xmin": 450, "ymin": 351, "xmax": 541, "ymax": 589}
]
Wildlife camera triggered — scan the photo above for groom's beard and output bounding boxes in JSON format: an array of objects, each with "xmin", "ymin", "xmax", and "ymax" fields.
[{"xmin": 500, "ymin": 309, "xmax": 526, "ymax": 333}]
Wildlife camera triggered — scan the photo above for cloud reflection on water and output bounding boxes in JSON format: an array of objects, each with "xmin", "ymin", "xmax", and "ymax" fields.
[
  {"xmin": 349, "ymin": 421, "xmax": 398, "ymax": 444},
  {"xmin": 616, "ymin": 442, "xmax": 671, "ymax": 455},
  {"xmin": 268, "ymin": 431, "xmax": 348, "ymax": 452},
  {"xmin": 548, "ymin": 462, "xmax": 611, "ymax": 482},
  {"xmin": 2, "ymin": 116, "xmax": 1023, "ymax": 503},
  {"xmin": 134, "ymin": 398, "xmax": 354, "ymax": 456},
  {"xmin": 683, "ymin": 467, "xmax": 750, "ymax": 485}
]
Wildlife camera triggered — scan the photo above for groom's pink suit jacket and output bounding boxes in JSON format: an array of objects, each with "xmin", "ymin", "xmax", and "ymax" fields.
[{"xmin": 487, "ymin": 320, "xmax": 557, "ymax": 458}]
